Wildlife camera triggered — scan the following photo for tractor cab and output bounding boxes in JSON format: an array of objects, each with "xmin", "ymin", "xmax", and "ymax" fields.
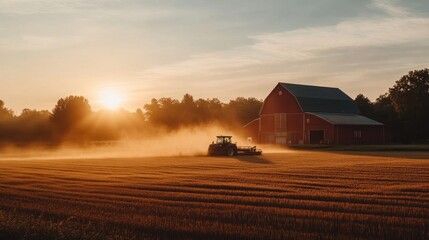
[
  {"xmin": 216, "ymin": 136, "xmax": 232, "ymax": 144},
  {"xmin": 209, "ymin": 136, "xmax": 237, "ymax": 156},
  {"xmin": 208, "ymin": 135, "xmax": 262, "ymax": 156}
]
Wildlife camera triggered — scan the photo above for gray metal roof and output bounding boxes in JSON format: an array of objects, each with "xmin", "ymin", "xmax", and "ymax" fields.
[
  {"xmin": 308, "ymin": 112, "xmax": 383, "ymax": 126},
  {"xmin": 280, "ymin": 83, "xmax": 360, "ymax": 114}
]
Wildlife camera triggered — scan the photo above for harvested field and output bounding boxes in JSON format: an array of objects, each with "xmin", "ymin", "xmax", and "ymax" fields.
[{"xmin": 0, "ymin": 151, "xmax": 428, "ymax": 239}]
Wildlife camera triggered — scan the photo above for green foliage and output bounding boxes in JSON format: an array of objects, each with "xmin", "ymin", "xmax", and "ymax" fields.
[
  {"xmin": 225, "ymin": 97, "xmax": 263, "ymax": 126},
  {"xmin": 144, "ymin": 94, "xmax": 263, "ymax": 130},
  {"xmin": 389, "ymin": 69, "xmax": 429, "ymax": 141},
  {"xmin": 16, "ymin": 109, "xmax": 53, "ymax": 142},
  {"xmin": 0, "ymin": 100, "xmax": 14, "ymax": 121},
  {"xmin": 355, "ymin": 68, "xmax": 429, "ymax": 143},
  {"xmin": 0, "ymin": 94, "xmax": 262, "ymax": 146},
  {"xmin": 51, "ymin": 96, "xmax": 92, "ymax": 142},
  {"xmin": 354, "ymin": 94, "xmax": 374, "ymax": 118},
  {"xmin": 51, "ymin": 96, "xmax": 92, "ymax": 131},
  {"xmin": 3, "ymin": 68, "xmax": 428, "ymax": 145}
]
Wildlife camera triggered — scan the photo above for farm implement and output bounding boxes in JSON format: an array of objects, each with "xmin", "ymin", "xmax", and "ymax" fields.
[{"xmin": 208, "ymin": 136, "xmax": 262, "ymax": 156}]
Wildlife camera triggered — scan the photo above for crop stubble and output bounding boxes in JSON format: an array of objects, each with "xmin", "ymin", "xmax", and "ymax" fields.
[{"xmin": 0, "ymin": 151, "xmax": 428, "ymax": 239}]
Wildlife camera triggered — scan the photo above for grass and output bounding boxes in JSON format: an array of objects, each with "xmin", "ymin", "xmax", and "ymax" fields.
[{"xmin": 0, "ymin": 151, "xmax": 428, "ymax": 239}]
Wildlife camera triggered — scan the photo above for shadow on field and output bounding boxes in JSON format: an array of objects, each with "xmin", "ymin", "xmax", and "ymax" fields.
[
  {"xmin": 234, "ymin": 155, "xmax": 272, "ymax": 164},
  {"xmin": 288, "ymin": 144, "xmax": 429, "ymax": 160},
  {"xmin": 330, "ymin": 151, "xmax": 429, "ymax": 160}
]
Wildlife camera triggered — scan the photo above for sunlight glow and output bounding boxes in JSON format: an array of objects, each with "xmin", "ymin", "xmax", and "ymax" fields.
[{"xmin": 100, "ymin": 89, "xmax": 123, "ymax": 110}]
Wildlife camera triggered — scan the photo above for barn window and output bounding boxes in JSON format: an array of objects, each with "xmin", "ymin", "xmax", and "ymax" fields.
[
  {"xmin": 353, "ymin": 131, "xmax": 362, "ymax": 138},
  {"xmin": 278, "ymin": 91, "xmax": 283, "ymax": 95}
]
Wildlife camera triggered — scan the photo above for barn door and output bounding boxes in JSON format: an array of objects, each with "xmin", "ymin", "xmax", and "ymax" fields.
[{"xmin": 309, "ymin": 130, "xmax": 324, "ymax": 144}]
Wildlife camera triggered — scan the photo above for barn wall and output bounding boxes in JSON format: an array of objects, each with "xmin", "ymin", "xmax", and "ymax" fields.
[
  {"xmin": 260, "ymin": 114, "xmax": 274, "ymax": 144},
  {"xmin": 260, "ymin": 115, "xmax": 275, "ymax": 133},
  {"xmin": 257, "ymin": 83, "xmax": 385, "ymax": 145},
  {"xmin": 259, "ymin": 83, "xmax": 305, "ymax": 145},
  {"xmin": 259, "ymin": 113, "xmax": 306, "ymax": 144},
  {"xmin": 242, "ymin": 118, "xmax": 260, "ymax": 144},
  {"xmin": 260, "ymin": 84, "xmax": 302, "ymax": 115},
  {"xmin": 285, "ymin": 113, "xmax": 305, "ymax": 144},
  {"xmin": 337, "ymin": 125, "xmax": 385, "ymax": 144},
  {"xmin": 304, "ymin": 114, "xmax": 335, "ymax": 144},
  {"xmin": 286, "ymin": 113, "xmax": 304, "ymax": 132}
]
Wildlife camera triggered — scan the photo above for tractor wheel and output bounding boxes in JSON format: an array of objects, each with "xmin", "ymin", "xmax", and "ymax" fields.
[{"xmin": 226, "ymin": 147, "xmax": 236, "ymax": 156}]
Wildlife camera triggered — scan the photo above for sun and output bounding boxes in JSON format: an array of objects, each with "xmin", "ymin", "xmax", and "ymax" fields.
[{"xmin": 100, "ymin": 89, "xmax": 122, "ymax": 110}]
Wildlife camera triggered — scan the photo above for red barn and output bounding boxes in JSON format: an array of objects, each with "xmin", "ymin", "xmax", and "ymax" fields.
[{"xmin": 245, "ymin": 83, "xmax": 384, "ymax": 145}]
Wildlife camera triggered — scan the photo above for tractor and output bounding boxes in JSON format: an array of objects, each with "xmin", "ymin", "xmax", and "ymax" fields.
[{"xmin": 208, "ymin": 136, "xmax": 262, "ymax": 156}]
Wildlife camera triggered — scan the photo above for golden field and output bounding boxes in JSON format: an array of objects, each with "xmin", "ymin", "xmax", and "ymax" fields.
[{"xmin": 0, "ymin": 150, "xmax": 428, "ymax": 239}]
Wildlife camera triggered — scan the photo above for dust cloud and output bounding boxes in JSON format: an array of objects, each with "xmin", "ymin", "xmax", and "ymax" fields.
[
  {"xmin": 259, "ymin": 145, "xmax": 293, "ymax": 154},
  {"xmin": 0, "ymin": 125, "xmax": 260, "ymax": 160},
  {"xmin": 0, "ymin": 124, "xmax": 293, "ymax": 160}
]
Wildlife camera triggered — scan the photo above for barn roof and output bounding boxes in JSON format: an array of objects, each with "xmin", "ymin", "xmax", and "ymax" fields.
[
  {"xmin": 308, "ymin": 112, "xmax": 383, "ymax": 126},
  {"xmin": 279, "ymin": 83, "xmax": 360, "ymax": 114}
]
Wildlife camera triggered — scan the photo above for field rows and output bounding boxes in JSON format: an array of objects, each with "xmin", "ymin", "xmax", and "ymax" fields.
[{"xmin": 0, "ymin": 151, "xmax": 428, "ymax": 239}]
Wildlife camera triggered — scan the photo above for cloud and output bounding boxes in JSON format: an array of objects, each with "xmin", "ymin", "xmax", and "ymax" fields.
[
  {"xmin": 0, "ymin": 0, "xmax": 185, "ymax": 51},
  {"xmin": 0, "ymin": 0, "xmax": 185, "ymax": 18},
  {"xmin": 130, "ymin": 0, "xmax": 429, "ymax": 101},
  {"xmin": 370, "ymin": 0, "xmax": 409, "ymax": 17},
  {"xmin": 0, "ymin": 35, "xmax": 84, "ymax": 51},
  {"xmin": 138, "ymin": 10, "xmax": 429, "ymax": 77},
  {"xmin": 251, "ymin": 17, "xmax": 429, "ymax": 59},
  {"xmin": 0, "ymin": 0, "xmax": 96, "ymax": 15},
  {"xmin": 2, "ymin": 0, "xmax": 428, "ymax": 109}
]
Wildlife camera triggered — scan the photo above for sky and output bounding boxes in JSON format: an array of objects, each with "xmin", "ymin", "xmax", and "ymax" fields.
[{"xmin": 1, "ymin": 0, "xmax": 428, "ymax": 113}]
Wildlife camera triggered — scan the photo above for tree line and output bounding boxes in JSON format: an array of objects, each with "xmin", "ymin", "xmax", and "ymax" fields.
[
  {"xmin": 1, "ymin": 68, "xmax": 428, "ymax": 146},
  {"xmin": 355, "ymin": 68, "xmax": 429, "ymax": 143},
  {"xmin": 0, "ymin": 94, "xmax": 262, "ymax": 146}
]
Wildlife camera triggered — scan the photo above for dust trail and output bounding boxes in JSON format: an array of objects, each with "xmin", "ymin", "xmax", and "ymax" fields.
[
  {"xmin": 0, "ymin": 125, "xmax": 252, "ymax": 160},
  {"xmin": 0, "ymin": 124, "xmax": 295, "ymax": 160},
  {"xmin": 259, "ymin": 145, "xmax": 294, "ymax": 154}
]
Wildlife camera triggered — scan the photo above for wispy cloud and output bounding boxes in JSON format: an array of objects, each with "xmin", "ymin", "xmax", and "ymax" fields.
[
  {"xmin": 251, "ymin": 17, "xmax": 429, "ymax": 59},
  {"xmin": 0, "ymin": 35, "xmax": 85, "ymax": 51},
  {"xmin": 0, "ymin": 0, "xmax": 96, "ymax": 15},
  {"xmin": 0, "ymin": 0, "xmax": 185, "ymax": 51},
  {"xmin": 2, "ymin": 0, "xmax": 428, "ymax": 111},
  {"xmin": 134, "ymin": 0, "xmax": 429, "ymax": 99},
  {"xmin": 0, "ymin": 0, "xmax": 184, "ymax": 18},
  {"xmin": 370, "ymin": 0, "xmax": 409, "ymax": 17}
]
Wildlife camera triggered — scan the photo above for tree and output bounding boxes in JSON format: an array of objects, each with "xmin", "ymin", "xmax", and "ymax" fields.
[
  {"xmin": 0, "ymin": 100, "xmax": 14, "ymax": 121},
  {"xmin": 224, "ymin": 97, "xmax": 263, "ymax": 125},
  {"xmin": 354, "ymin": 94, "xmax": 375, "ymax": 118},
  {"xmin": 388, "ymin": 69, "xmax": 429, "ymax": 141},
  {"xmin": 142, "ymin": 95, "xmax": 263, "ymax": 130},
  {"xmin": 144, "ymin": 97, "xmax": 181, "ymax": 129},
  {"xmin": 194, "ymin": 98, "xmax": 224, "ymax": 124},
  {"xmin": 158, "ymin": 97, "xmax": 180, "ymax": 129},
  {"xmin": 180, "ymin": 94, "xmax": 197, "ymax": 125},
  {"xmin": 51, "ymin": 96, "xmax": 92, "ymax": 140},
  {"xmin": 20, "ymin": 109, "xmax": 50, "ymax": 121},
  {"xmin": 144, "ymin": 98, "xmax": 160, "ymax": 123},
  {"xmin": 0, "ymin": 100, "xmax": 15, "ymax": 143},
  {"xmin": 17, "ymin": 109, "xmax": 52, "ymax": 142}
]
